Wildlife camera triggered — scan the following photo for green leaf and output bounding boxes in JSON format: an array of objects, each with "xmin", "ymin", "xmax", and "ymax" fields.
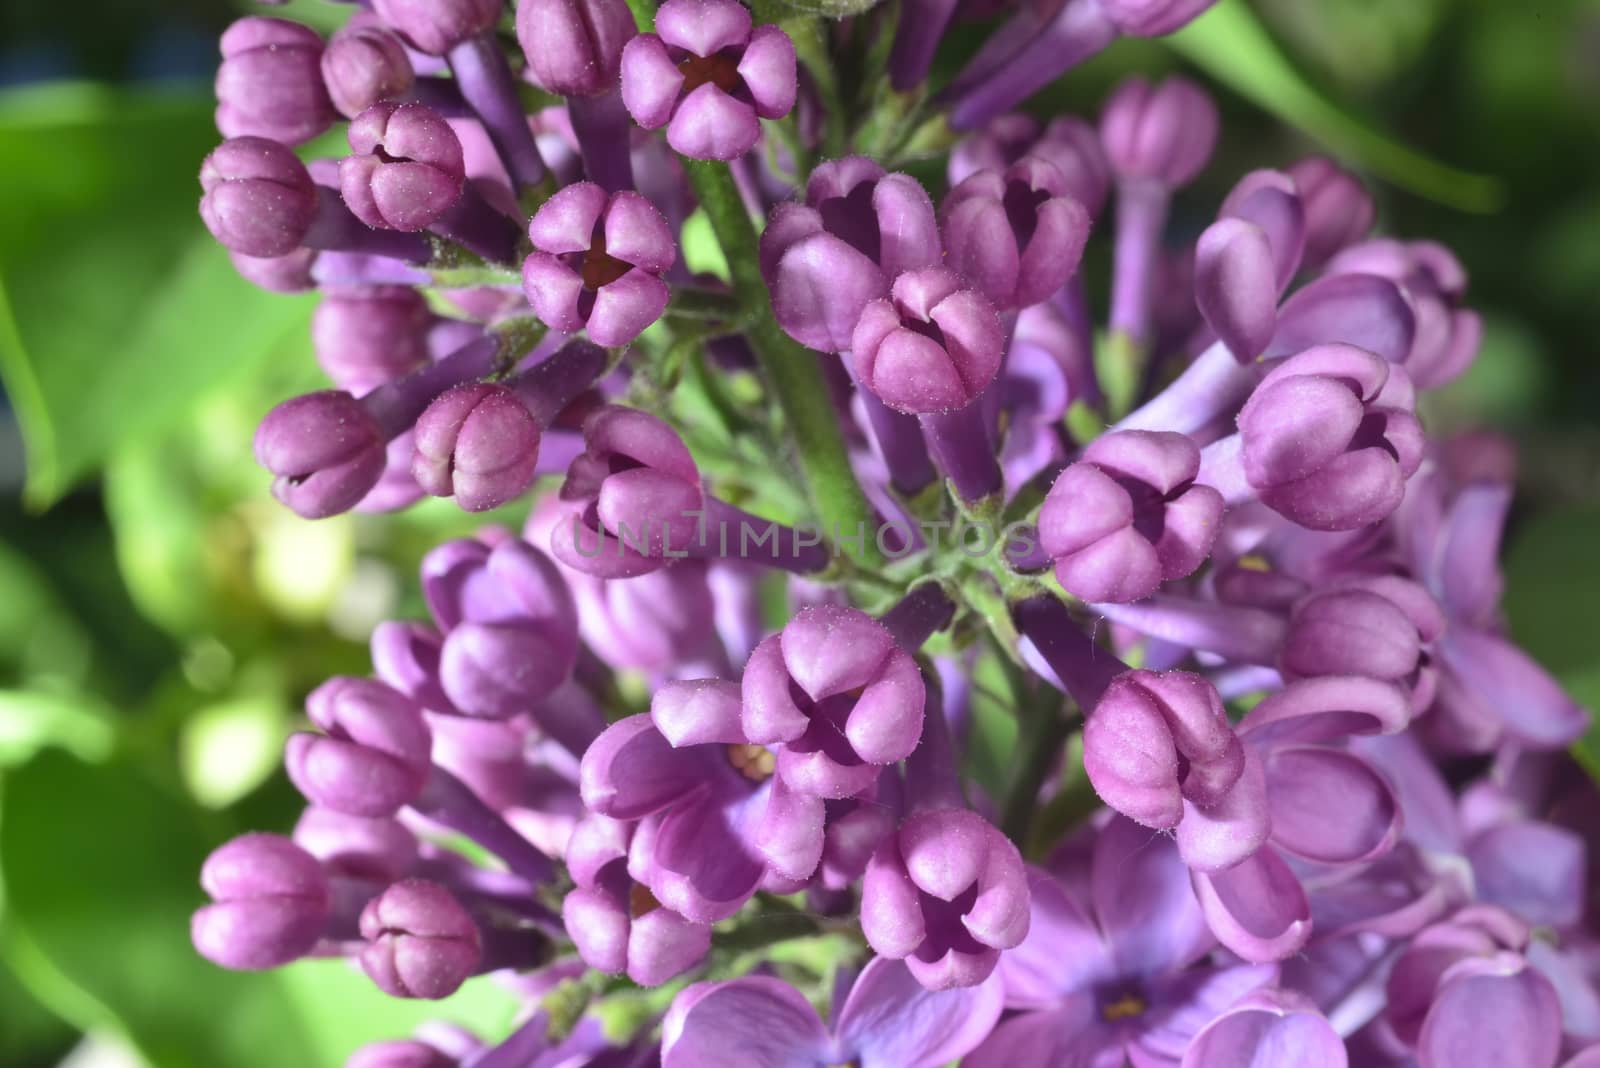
[
  {"xmin": 0, "ymin": 691, "xmax": 115, "ymax": 767},
  {"xmin": 1167, "ymin": 0, "xmax": 1502, "ymax": 212},
  {"xmin": 0, "ymin": 83, "xmax": 314, "ymax": 507}
]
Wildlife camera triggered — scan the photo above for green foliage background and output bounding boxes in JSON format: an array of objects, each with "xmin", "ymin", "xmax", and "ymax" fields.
[{"xmin": 0, "ymin": 0, "xmax": 1598, "ymax": 1064}]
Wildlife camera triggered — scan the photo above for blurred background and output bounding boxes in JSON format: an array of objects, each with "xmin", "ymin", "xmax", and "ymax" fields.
[{"xmin": 0, "ymin": 0, "xmax": 1597, "ymax": 1064}]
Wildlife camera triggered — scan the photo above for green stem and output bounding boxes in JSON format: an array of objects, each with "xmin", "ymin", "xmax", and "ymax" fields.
[
  {"xmin": 682, "ymin": 158, "xmax": 885, "ymax": 567},
  {"xmin": 1000, "ymin": 695, "xmax": 1077, "ymax": 846}
]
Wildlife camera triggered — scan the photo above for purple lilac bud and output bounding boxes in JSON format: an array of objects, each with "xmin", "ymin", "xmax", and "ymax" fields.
[
  {"xmin": 215, "ymin": 17, "xmax": 336, "ymax": 146},
  {"xmin": 285, "ymin": 677, "xmax": 433, "ymax": 817},
  {"xmin": 940, "ymin": 158, "xmax": 1091, "ymax": 310},
  {"xmin": 370, "ymin": 0, "xmax": 502, "ymax": 56},
  {"xmin": 619, "ymin": 0, "xmax": 797, "ymax": 161},
  {"xmin": 1037, "ymin": 430, "xmax": 1224, "ymax": 603},
  {"xmin": 312, "ymin": 286, "xmax": 433, "ymax": 392},
  {"xmin": 200, "ymin": 137, "xmax": 319, "ymax": 258},
  {"xmin": 412, "ymin": 383, "xmax": 543, "ymax": 511},
  {"xmin": 951, "ymin": 114, "xmax": 1111, "ymax": 218},
  {"xmin": 761, "ymin": 157, "xmax": 942, "ymax": 352},
  {"xmin": 850, "ymin": 268, "xmax": 1004, "ymax": 415},
  {"xmin": 1218, "ymin": 169, "xmax": 1307, "ymax": 288},
  {"xmin": 516, "ymin": 0, "xmax": 637, "ymax": 97},
  {"xmin": 293, "ymin": 807, "xmax": 419, "ymax": 883},
  {"xmin": 861, "ymin": 808, "xmax": 1030, "ymax": 989},
  {"xmin": 1082, "ymin": 669, "xmax": 1244, "ymax": 830},
  {"xmin": 358, "ymin": 879, "xmax": 483, "ymax": 999},
  {"xmin": 1286, "ymin": 155, "xmax": 1375, "ymax": 269},
  {"xmin": 341, "ymin": 102, "xmax": 466, "ymax": 231},
  {"xmin": 522, "ymin": 182, "xmax": 676, "ymax": 347},
  {"xmin": 1283, "ymin": 575, "xmax": 1446, "ymax": 706},
  {"xmin": 322, "ymin": 22, "xmax": 417, "ymax": 119},
  {"xmin": 191, "ymin": 834, "xmax": 331, "ymax": 971},
  {"xmin": 1100, "ymin": 75, "xmax": 1217, "ymax": 187},
  {"xmin": 742, "ymin": 605, "xmax": 926, "ymax": 798},
  {"xmin": 1195, "ymin": 216, "xmax": 1280, "ymax": 362},
  {"xmin": 253, "ymin": 390, "xmax": 389, "ymax": 518}
]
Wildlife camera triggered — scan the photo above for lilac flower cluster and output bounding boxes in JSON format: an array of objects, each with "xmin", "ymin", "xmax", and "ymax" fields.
[{"xmin": 193, "ymin": 0, "xmax": 1597, "ymax": 1064}]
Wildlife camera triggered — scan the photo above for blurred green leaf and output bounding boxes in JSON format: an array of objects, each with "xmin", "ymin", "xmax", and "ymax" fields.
[
  {"xmin": 0, "ymin": 749, "xmax": 319, "ymax": 1068},
  {"xmin": 0, "ymin": 83, "xmax": 314, "ymax": 508},
  {"xmin": 1168, "ymin": 0, "xmax": 1502, "ymax": 211},
  {"xmin": 179, "ymin": 693, "xmax": 287, "ymax": 809},
  {"xmin": 0, "ymin": 691, "xmax": 115, "ymax": 767},
  {"xmin": 963, "ymin": 652, "xmax": 1019, "ymax": 800}
]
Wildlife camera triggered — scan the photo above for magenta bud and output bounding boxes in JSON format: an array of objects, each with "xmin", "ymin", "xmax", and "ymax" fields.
[
  {"xmin": 200, "ymin": 137, "xmax": 318, "ymax": 258},
  {"xmin": 192, "ymin": 833, "xmax": 331, "ymax": 971},
  {"xmin": 229, "ymin": 247, "xmax": 317, "ymax": 293},
  {"xmin": 851, "ymin": 268, "xmax": 1004, "ymax": 414},
  {"xmin": 293, "ymin": 807, "xmax": 420, "ymax": 883},
  {"xmin": 313, "ymin": 286, "xmax": 432, "ymax": 391},
  {"xmin": 620, "ymin": 0, "xmax": 797, "ymax": 161},
  {"xmin": 215, "ymin": 17, "xmax": 336, "ymax": 146},
  {"xmin": 341, "ymin": 102, "xmax": 466, "ymax": 231},
  {"xmin": 516, "ymin": 0, "xmax": 638, "ymax": 96},
  {"xmin": 322, "ymin": 22, "xmax": 417, "ymax": 119},
  {"xmin": 370, "ymin": 0, "xmax": 502, "ymax": 56},
  {"xmin": 359, "ymin": 880, "xmax": 482, "ymax": 999},
  {"xmin": 1038, "ymin": 430, "xmax": 1224, "ymax": 603},
  {"xmin": 254, "ymin": 390, "xmax": 388, "ymax": 518},
  {"xmin": 285, "ymin": 677, "xmax": 433, "ymax": 817},
  {"xmin": 521, "ymin": 182, "xmax": 675, "ymax": 347},
  {"xmin": 1083, "ymin": 669, "xmax": 1243, "ymax": 829},
  {"xmin": 1238, "ymin": 343, "xmax": 1424, "ymax": 531},
  {"xmin": 1284, "ymin": 576, "xmax": 1445, "ymax": 701},
  {"xmin": 951, "ymin": 114, "xmax": 1111, "ymax": 219},
  {"xmin": 1195, "ymin": 217, "xmax": 1279, "ymax": 363},
  {"xmin": 1099, "ymin": 75, "xmax": 1218, "ymax": 187},
  {"xmin": 412, "ymin": 383, "xmax": 543, "ymax": 512},
  {"xmin": 940, "ymin": 158, "xmax": 1091, "ymax": 310},
  {"xmin": 1286, "ymin": 155, "xmax": 1374, "ymax": 269}
]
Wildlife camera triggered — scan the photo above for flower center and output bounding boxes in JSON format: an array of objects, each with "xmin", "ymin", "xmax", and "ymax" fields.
[
  {"xmin": 629, "ymin": 883, "xmax": 662, "ymax": 918},
  {"xmin": 581, "ymin": 232, "xmax": 632, "ymax": 290},
  {"xmin": 726, "ymin": 743, "xmax": 776, "ymax": 782},
  {"xmin": 1100, "ymin": 993, "xmax": 1147, "ymax": 1022},
  {"xmin": 677, "ymin": 52, "xmax": 744, "ymax": 96}
]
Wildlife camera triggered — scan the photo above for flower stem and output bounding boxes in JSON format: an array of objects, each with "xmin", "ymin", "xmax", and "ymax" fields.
[{"xmin": 682, "ymin": 158, "xmax": 885, "ymax": 567}]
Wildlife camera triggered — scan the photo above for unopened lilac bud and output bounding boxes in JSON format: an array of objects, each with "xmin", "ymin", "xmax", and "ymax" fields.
[
  {"xmin": 1100, "ymin": 75, "xmax": 1218, "ymax": 187},
  {"xmin": 951, "ymin": 115, "xmax": 1111, "ymax": 218},
  {"xmin": 1216, "ymin": 169, "xmax": 1305, "ymax": 290},
  {"xmin": 412, "ymin": 383, "xmax": 542, "ymax": 512},
  {"xmin": 851, "ymin": 268, "xmax": 1004, "ymax": 414},
  {"xmin": 1236, "ymin": 343, "xmax": 1424, "ymax": 530},
  {"xmin": 200, "ymin": 137, "xmax": 318, "ymax": 258},
  {"xmin": 192, "ymin": 833, "xmax": 331, "ymax": 971},
  {"xmin": 1284, "ymin": 576, "xmax": 1445, "ymax": 703},
  {"xmin": 1326, "ymin": 239, "xmax": 1481, "ymax": 389},
  {"xmin": 1098, "ymin": 0, "xmax": 1216, "ymax": 36},
  {"xmin": 370, "ymin": 0, "xmax": 502, "ymax": 56},
  {"xmin": 216, "ymin": 17, "xmax": 336, "ymax": 145},
  {"xmin": 517, "ymin": 0, "xmax": 637, "ymax": 96},
  {"xmin": 359, "ymin": 879, "xmax": 482, "ymax": 999},
  {"xmin": 941, "ymin": 158, "xmax": 1090, "ymax": 310},
  {"xmin": 1084, "ymin": 670, "xmax": 1245, "ymax": 832},
  {"xmin": 1286, "ymin": 155, "xmax": 1374, "ymax": 269},
  {"xmin": 230, "ymin": 247, "xmax": 316, "ymax": 293},
  {"xmin": 341, "ymin": 102, "xmax": 466, "ymax": 231},
  {"xmin": 861, "ymin": 809, "xmax": 1029, "ymax": 990},
  {"xmin": 313, "ymin": 286, "xmax": 432, "ymax": 391},
  {"xmin": 742, "ymin": 604, "xmax": 926, "ymax": 798},
  {"xmin": 285, "ymin": 677, "xmax": 433, "ymax": 817},
  {"xmin": 1039, "ymin": 430, "xmax": 1224, "ymax": 603},
  {"xmin": 1195, "ymin": 217, "xmax": 1278, "ymax": 362},
  {"xmin": 521, "ymin": 182, "xmax": 675, "ymax": 347},
  {"xmin": 620, "ymin": 0, "xmax": 796, "ymax": 161},
  {"xmin": 254, "ymin": 390, "xmax": 388, "ymax": 518},
  {"xmin": 347, "ymin": 1040, "xmax": 457, "ymax": 1068},
  {"xmin": 293, "ymin": 807, "xmax": 419, "ymax": 882},
  {"xmin": 322, "ymin": 22, "xmax": 417, "ymax": 119}
]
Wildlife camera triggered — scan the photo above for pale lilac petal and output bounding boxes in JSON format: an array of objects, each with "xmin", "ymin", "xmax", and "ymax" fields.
[
  {"xmin": 662, "ymin": 976, "xmax": 829, "ymax": 1068},
  {"xmin": 739, "ymin": 26, "xmax": 797, "ymax": 119},
  {"xmin": 1181, "ymin": 989, "xmax": 1347, "ymax": 1068},
  {"xmin": 1264, "ymin": 747, "xmax": 1399, "ymax": 864},
  {"xmin": 1416, "ymin": 956, "xmax": 1563, "ymax": 1068},
  {"xmin": 836, "ymin": 958, "xmax": 1006, "ymax": 1068},
  {"xmin": 620, "ymin": 35, "xmax": 683, "ymax": 130},
  {"xmin": 667, "ymin": 85, "xmax": 761, "ymax": 162},
  {"xmin": 1091, "ymin": 816, "xmax": 1214, "ymax": 977},
  {"xmin": 1192, "ymin": 847, "xmax": 1312, "ymax": 963}
]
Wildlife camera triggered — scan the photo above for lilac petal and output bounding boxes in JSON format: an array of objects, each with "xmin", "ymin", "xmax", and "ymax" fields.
[
  {"xmin": 742, "ymin": 635, "xmax": 811, "ymax": 744},
  {"xmin": 629, "ymin": 906, "xmax": 712, "ymax": 987},
  {"xmin": 965, "ymin": 831, "xmax": 1030, "ymax": 950},
  {"xmin": 1196, "ymin": 218, "xmax": 1278, "ymax": 363},
  {"xmin": 652, "ymin": 679, "xmax": 746, "ymax": 747},
  {"xmin": 661, "ymin": 977, "xmax": 829, "ymax": 1068},
  {"xmin": 771, "ymin": 231, "xmax": 888, "ymax": 352},
  {"xmin": 527, "ymin": 182, "xmax": 609, "ymax": 253},
  {"xmin": 862, "ymin": 840, "xmax": 926, "ymax": 958},
  {"xmin": 1264, "ymin": 747, "xmax": 1399, "ymax": 864},
  {"xmin": 1157, "ymin": 484, "xmax": 1226, "ymax": 579},
  {"xmin": 563, "ymin": 885, "xmax": 630, "ymax": 973},
  {"xmin": 648, "ymin": 792, "xmax": 767, "ymax": 922},
  {"xmin": 1264, "ymin": 273, "xmax": 1416, "ymax": 364},
  {"xmin": 1437, "ymin": 630, "xmax": 1588, "ymax": 748},
  {"xmin": 1192, "ymin": 847, "xmax": 1311, "ymax": 963},
  {"xmin": 1040, "ymin": 462, "xmax": 1134, "ymax": 557},
  {"xmin": 1467, "ymin": 821, "xmax": 1585, "ymax": 929},
  {"xmin": 901, "ymin": 809, "xmax": 986, "ymax": 900},
  {"xmin": 845, "ymin": 650, "xmax": 926, "ymax": 765},
  {"xmin": 1181, "ymin": 989, "xmax": 1347, "ymax": 1068},
  {"xmin": 1416, "ymin": 957, "xmax": 1563, "ymax": 1068},
  {"xmin": 873, "ymin": 174, "xmax": 944, "ymax": 278},
  {"xmin": 758, "ymin": 202, "xmax": 823, "ymax": 281},
  {"xmin": 944, "ymin": 196, "xmax": 1021, "ymax": 309},
  {"xmin": 1238, "ymin": 675, "xmax": 1413, "ymax": 747},
  {"xmin": 1136, "ymin": 964, "xmax": 1280, "ymax": 1064},
  {"xmin": 1239, "ymin": 373, "xmax": 1366, "ymax": 487},
  {"xmin": 1219, "ymin": 170, "xmax": 1306, "ymax": 288},
  {"xmin": 1056, "ymin": 526, "xmax": 1164, "ymax": 604},
  {"xmin": 579, "ymin": 715, "xmax": 709, "ymax": 818},
  {"xmin": 654, "ymin": 0, "xmax": 752, "ymax": 55},
  {"xmin": 1016, "ymin": 196, "xmax": 1090, "ymax": 308},
  {"xmin": 998, "ymin": 869, "xmax": 1113, "ymax": 1008},
  {"xmin": 1083, "ymin": 680, "xmax": 1184, "ymax": 829},
  {"xmin": 1176, "ymin": 746, "xmax": 1271, "ymax": 874},
  {"xmin": 619, "ymin": 34, "xmax": 683, "ymax": 130},
  {"xmin": 1436, "ymin": 483, "xmax": 1511, "ymax": 626},
  {"xmin": 587, "ymin": 268, "xmax": 670, "ymax": 346},
  {"xmin": 836, "ymin": 958, "xmax": 1006, "ymax": 1068},
  {"xmin": 781, "ymin": 605, "xmax": 895, "ymax": 700},
  {"xmin": 739, "ymin": 26, "xmax": 797, "ymax": 119},
  {"xmin": 667, "ymin": 85, "xmax": 761, "ymax": 162},
  {"xmin": 604, "ymin": 191, "xmax": 677, "ymax": 273},
  {"xmin": 755, "ymin": 774, "xmax": 825, "ymax": 880},
  {"xmin": 1091, "ymin": 816, "xmax": 1214, "ymax": 978},
  {"xmin": 904, "ymin": 943, "xmax": 1002, "ymax": 992},
  {"xmin": 521, "ymin": 252, "xmax": 587, "ymax": 333},
  {"xmin": 963, "ymin": 998, "xmax": 1115, "ymax": 1068}
]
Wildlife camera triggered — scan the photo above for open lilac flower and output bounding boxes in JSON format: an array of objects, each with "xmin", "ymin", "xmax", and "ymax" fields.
[
  {"xmin": 940, "ymin": 158, "xmax": 1091, "ymax": 310},
  {"xmin": 663, "ymin": 957, "xmax": 1003, "ymax": 1068},
  {"xmin": 620, "ymin": 0, "xmax": 796, "ymax": 161}
]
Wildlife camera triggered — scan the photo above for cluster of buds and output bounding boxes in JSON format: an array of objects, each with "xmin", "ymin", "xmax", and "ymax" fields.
[{"xmin": 191, "ymin": 0, "xmax": 1596, "ymax": 1065}]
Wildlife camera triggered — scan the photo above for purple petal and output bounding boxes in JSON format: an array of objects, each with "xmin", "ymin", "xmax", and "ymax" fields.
[
  {"xmin": 653, "ymin": 0, "xmax": 752, "ymax": 55},
  {"xmin": 1264, "ymin": 273, "xmax": 1415, "ymax": 365},
  {"xmin": 647, "ymin": 792, "xmax": 767, "ymax": 922},
  {"xmin": 1435, "ymin": 482, "xmax": 1510, "ymax": 626},
  {"xmin": 998, "ymin": 868, "xmax": 1113, "ymax": 1008},
  {"xmin": 1196, "ymin": 218, "xmax": 1278, "ymax": 363},
  {"xmin": 1180, "ymin": 989, "xmax": 1347, "ymax": 1068},
  {"xmin": 1092, "ymin": 816, "xmax": 1215, "ymax": 977},
  {"xmin": 1416, "ymin": 956, "xmax": 1563, "ymax": 1068},
  {"xmin": 528, "ymin": 181, "xmax": 609, "ymax": 254},
  {"xmin": 652, "ymin": 679, "xmax": 747, "ymax": 746},
  {"xmin": 835, "ymin": 958, "xmax": 1006, "ymax": 1068},
  {"xmin": 587, "ymin": 268, "xmax": 670, "ymax": 346},
  {"xmin": 579, "ymin": 715, "xmax": 710, "ymax": 818},
  {"xmin": 667, "ymin": 85, "xmax": 761, "ymax": 162},
  {"xmin": 1192, "ymin": 847, "xmax": 1311, "ymax": 963},
  {"xmin": 1264, "ymin": 747, "xmax": 1399, "ymax": 864},
  {"xmin": 619, "ymin": 34, "xmax": 683, "ymax": 130},
  {"xmin": 1437, "ymin": 630, "xmax": 1588, "ymax": 749},
  {"xmin": 1467, "ymin": 821, "xmax": 1585, "ymax": 929},
  {"xmin": 739, "ymin": 26, "xmax": 797, "ymax": 119},
  {"xmin": 661, "ymin": 976, "xmax": 828, "ymax": 1068},
  {"xmin": 1176, "ymin": 745, "xmax": 1271, "ymax": 874}
]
